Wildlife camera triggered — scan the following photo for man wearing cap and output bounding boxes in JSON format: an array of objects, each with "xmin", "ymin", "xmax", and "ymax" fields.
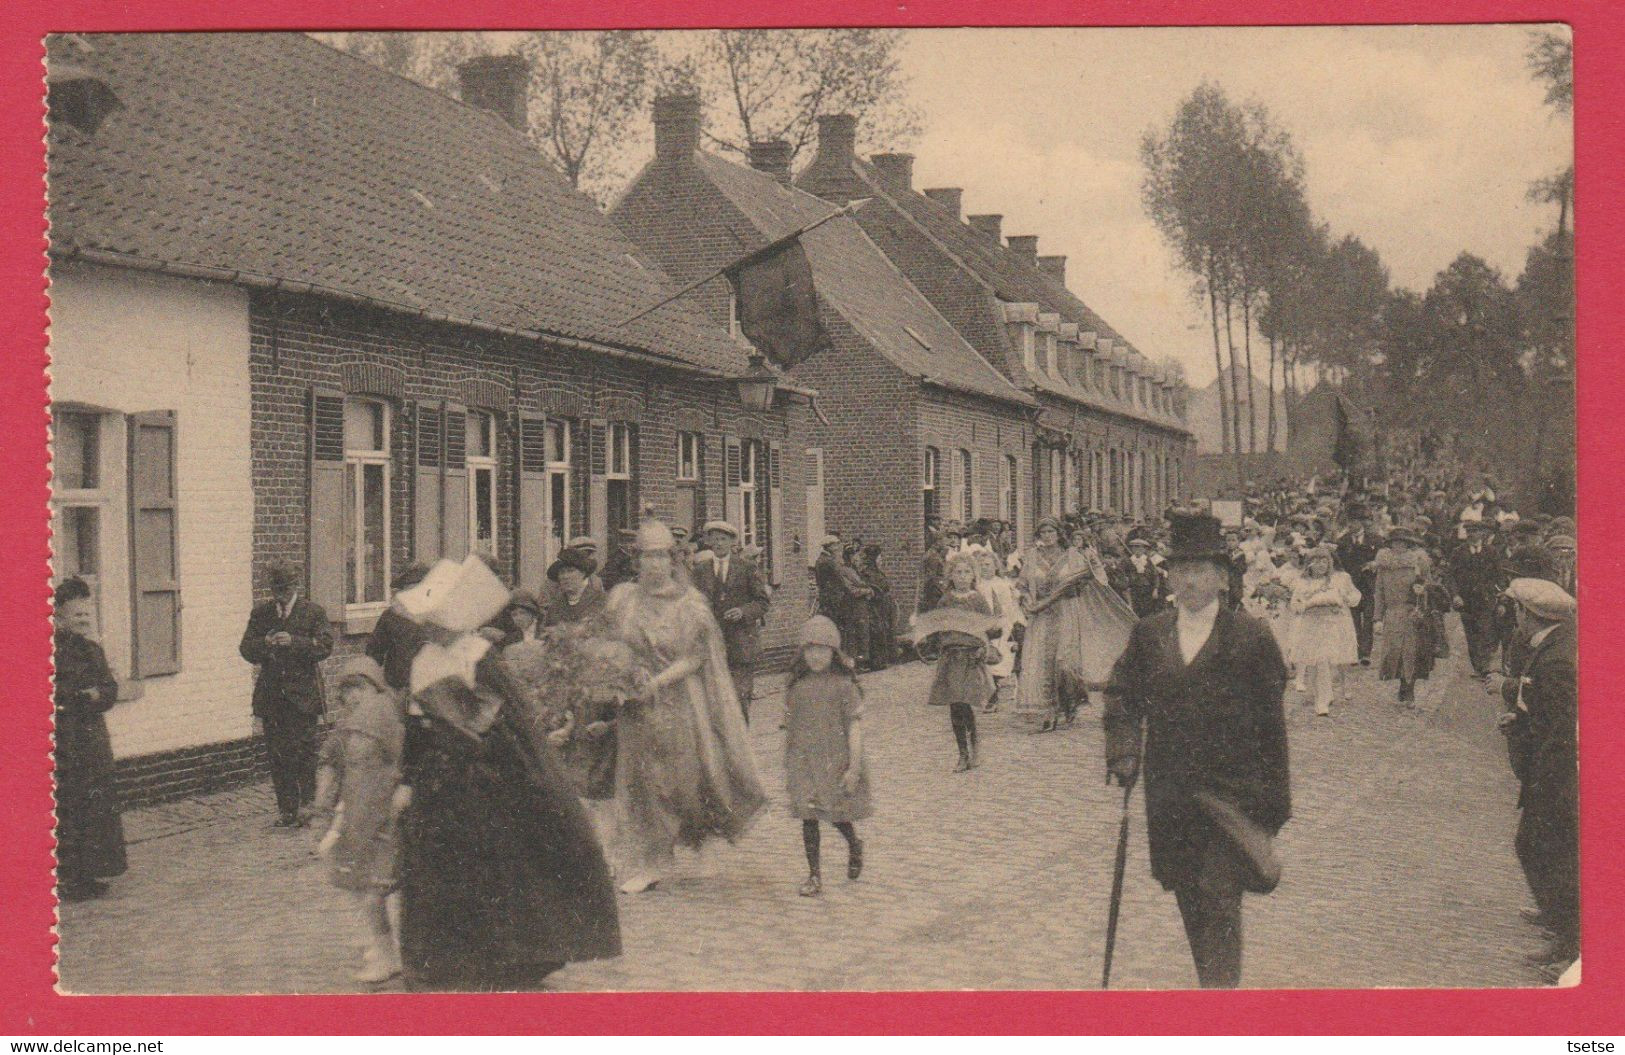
[
  {"xmin": 1104, "ymin": 511, "xmax": 1290, "ymax": 988},
  {"xmin": 1335, "ymin": 506, "xmax": 1381, "ymax": 664},
  {"xmin": 1497, "ymin": 578, "xmax": 1578, "ymax": 979},
  {"xmin": 1120, "ymin": 531, "xmax": 1170, "ymax": 619},
  {"xmin": 691, "ymin": 520, "xmax": 771, "ymax": 722},
  {"xmin": 599, "ymin": 528, "xmax": 640, "ymax": 593},
  {"xmin": 1451, "ymin": 519, "xmax": 1506, "ymax": 679},
  {"xmin": 239, "ymin": 562, "xmax": 335, "ymax": 827}
]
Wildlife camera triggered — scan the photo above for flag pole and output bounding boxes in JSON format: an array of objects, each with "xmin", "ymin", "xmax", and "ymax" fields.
[{"xmin": 615, "ymin": 200, "xmax": 866, "ymax": 329}]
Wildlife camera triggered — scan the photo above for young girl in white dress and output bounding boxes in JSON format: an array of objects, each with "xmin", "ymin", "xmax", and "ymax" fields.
[{"xmin": 1289, "ymin": 545, "xmax": 1362, "ymax": 716}]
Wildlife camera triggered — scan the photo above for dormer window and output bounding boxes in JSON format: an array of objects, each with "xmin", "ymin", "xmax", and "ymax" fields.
[{"xmin": 1021, "ymin": 327, "xmax": 1036, "ymax": 373}]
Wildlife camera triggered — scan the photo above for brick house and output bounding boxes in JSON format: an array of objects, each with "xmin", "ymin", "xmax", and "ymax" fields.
[
  {"xmin": 46, "ymin": 34, "xmax": 811, "ymax": 802},
  {"xmin": 612, "ymin": 96, "xmax": 1040, "ymax": 620},
  {"xmin": 793, "ymin": 115, "xmax": 1195, "ymax": 524}
]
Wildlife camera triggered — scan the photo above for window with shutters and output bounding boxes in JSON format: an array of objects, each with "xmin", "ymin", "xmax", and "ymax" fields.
[
  {"xmin": 344, "ymin": 398, "xmax": 391, "ymax": 611},
  {"xmin": 467, "ymin": 410, "xmax": 498, "ymax": 559},
  {"xmin": 605, "ymin": 422, "xmax": 636, "ymax": 537},
  {"xmin": 51, "ymin": 407, "xmax": 110, "ymax": 638},
  {"xmin": 922, "ymin": 446, "xmax": 940, "ymax": 532},
  {"xmin": 959, "ymin": 449, "xmax": 974, "ymax": 521}
]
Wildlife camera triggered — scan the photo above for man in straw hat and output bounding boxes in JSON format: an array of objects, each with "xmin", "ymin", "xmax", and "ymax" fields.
[
  {"xmin": 1498, "ymin": 577, "xmax": 1578, "ymax": 981},
  {"xmin": 692, "ymin": 519, "xmax": 772, "ymax": 722},
  {"xmin": 1103, "ymin": 510, "xmax": 1291, "ymax": 988}
]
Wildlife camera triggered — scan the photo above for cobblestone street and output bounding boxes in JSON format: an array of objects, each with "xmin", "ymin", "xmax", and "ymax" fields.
[{"xmin": 56, "ymin": 616, "xmax": 1554, "ymax": 993}]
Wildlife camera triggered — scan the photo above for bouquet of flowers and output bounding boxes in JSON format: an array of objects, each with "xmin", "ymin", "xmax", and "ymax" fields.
[{"xmin": 502, "ymin": 620, "xmax": 650, "ymax": 735}]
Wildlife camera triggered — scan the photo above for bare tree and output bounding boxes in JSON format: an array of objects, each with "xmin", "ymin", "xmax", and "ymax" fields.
[{"xmin": 683, "ymin": 29, "xmax": 921, "ymax": 165}]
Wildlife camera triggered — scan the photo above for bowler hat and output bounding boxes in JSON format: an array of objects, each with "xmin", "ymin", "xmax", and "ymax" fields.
[
  {"xmin": 1192, "ymin": 789, "xmax": 1281, "ymax": 895},
  {"xmin": 1165, "ymin": 511, "xmax": 1228, "ymax": 566}
]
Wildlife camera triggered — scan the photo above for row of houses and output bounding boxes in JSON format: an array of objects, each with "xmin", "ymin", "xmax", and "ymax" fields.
[{"xmin": 46, "ymin": 33, "xmax": 1191, "ymax": 800}]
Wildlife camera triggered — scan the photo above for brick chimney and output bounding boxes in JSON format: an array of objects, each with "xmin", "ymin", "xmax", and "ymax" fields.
[
  {"xmin": 969, "ymin": 214, "xmax": 1003, "ymax": 242},
  {"xmin": 653, "ymin": 94, "xmax": 702, "ymax": 163},
  {"xmin": 749, "ymin": 139, "xmax": 793, "ymax": 185},
  {"xmin": 1039, "ymin": 255, "xmax": 1067, "ymax": 284},
  {"xmin": 870, "ymin": 153, "xmax": 915, "ymax": 190},
  {"xmin": 817, "ymin": 113, "xmax": 858, "ymax": 166},
  {"xmin": 796, "ymin": 113, "xmax": 869, "ymax": 204},
  {"xmin": 458, "ymin": 55, "xmax": 531, "ymax": 130},
  {"xmin": 1007, "ymin": 235, "xmax": 1039, "ymax": 265},
  {"xmin": 923, "ymin": 187, "xmax": 963, "ymax": 218}
]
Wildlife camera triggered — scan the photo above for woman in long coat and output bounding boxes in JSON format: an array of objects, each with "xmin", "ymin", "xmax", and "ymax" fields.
[
  {"xmin": 397, "ymin": 599, "xmax": 621, "ymax": 990},
  {"xmin": 1052, "ymin": 527, "xmax": 1137, "ymax": 723},
  {"xmin": 607, "ymin": 520, "xmax": 768, "ymax": 894},
  {"xmin": 1373, "ymin": 529, "xmax": 1434, "ymax": 705},
  {"xmin": 53, "ymin": 577, "xmax": 127, "ymax": 901}
]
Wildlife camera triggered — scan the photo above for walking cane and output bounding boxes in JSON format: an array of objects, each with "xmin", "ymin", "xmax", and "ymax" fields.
[{"xmin": 1101, "ymin": 769, "xmax": 1136, "ymax": 989}]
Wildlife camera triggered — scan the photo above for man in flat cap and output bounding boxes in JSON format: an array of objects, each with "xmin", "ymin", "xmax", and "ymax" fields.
[
  {"xmin": 239, "ymin": 562, "xmax": 334, "ymax": 827},
  {"xmin": 1497, "ymin": 577, "xmax": 1578, "ymax": 981},
  {"xmin": 1104, "ymin": 511, "xmax": 1290, "ymax": 988},
  {"xmin": 691, "ymin": 520, "xmax": 771, "ymax": 722}
]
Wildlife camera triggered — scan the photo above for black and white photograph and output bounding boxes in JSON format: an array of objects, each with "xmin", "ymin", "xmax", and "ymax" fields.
[{"xmin": 45, "ymin": 24, "xmax": 1577, "ymax": 993}]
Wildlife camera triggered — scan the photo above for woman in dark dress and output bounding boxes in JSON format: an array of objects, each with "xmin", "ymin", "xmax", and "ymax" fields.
[
  {"xmin": 53, "ymin": 577, "xmax": 127, "ymax": 901},
  {"xmin": 859, "ymin": 544, "xmax": 896, "ymax": 671}
]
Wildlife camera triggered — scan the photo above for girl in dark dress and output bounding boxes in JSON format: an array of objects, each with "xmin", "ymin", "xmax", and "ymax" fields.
[{"xmin": 53, "ymin": 577, "xmax": 127, "ymax": 901}]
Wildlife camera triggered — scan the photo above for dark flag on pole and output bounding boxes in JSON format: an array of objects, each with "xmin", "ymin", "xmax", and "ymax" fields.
[{"xmin": 725, "ymin": 235, "xmax": 825, "ymax": 369}]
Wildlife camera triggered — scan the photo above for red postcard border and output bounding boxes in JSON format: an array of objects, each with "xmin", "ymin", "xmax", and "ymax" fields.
[{"xmin": 4, "ymin": 0, "xmax": 1619, "ymax": 1035}]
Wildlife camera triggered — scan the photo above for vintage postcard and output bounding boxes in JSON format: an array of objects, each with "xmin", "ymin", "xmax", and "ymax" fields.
[{"xmin": 35, "ymin": 16, "xmax": 1592, "ymax": 1017}]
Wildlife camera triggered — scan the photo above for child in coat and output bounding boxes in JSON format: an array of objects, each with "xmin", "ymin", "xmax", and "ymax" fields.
[
  {"xmin": 917, "ymin": 551, "xmax": 999, "ymax": 772},
  {"xmin": 312, "ymin": 656, "xmax": 407, "ymax": 985},
  {"xmin": 783, "ymin": 615, "xmax": 871, "ymax": 897}
]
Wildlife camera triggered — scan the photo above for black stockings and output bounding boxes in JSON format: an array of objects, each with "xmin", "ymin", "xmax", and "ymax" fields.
[
  {"xmin": 949, "ymin": 702, "xmax": 977, "ymax": 757},
  {"xmin": 802, "ymin": 819, "xmax": 857, "ymax": 875}
]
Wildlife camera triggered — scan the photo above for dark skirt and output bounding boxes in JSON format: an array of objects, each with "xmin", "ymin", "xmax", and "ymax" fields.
[
  {"xmin": 56, "ymin": 710, "xmax": 127, "ymax": 884},
  {"xmin": 399, "ymin": 709, "xmax": 620, "ymax": 989}
]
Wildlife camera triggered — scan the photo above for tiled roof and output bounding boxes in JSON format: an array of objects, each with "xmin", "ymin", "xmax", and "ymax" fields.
[
  {"xmin": 808, "ymin": 157, "xmax": 1185, "ymax": 430},
  {"xmin": 691, "ymin": 153, "xmax": 1036, "ymax": 409},
  {"xmin": 45, "ymin": 33, "xmax": 753, "ymax": 377}
]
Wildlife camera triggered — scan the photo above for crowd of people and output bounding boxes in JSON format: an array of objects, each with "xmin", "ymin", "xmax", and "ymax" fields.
[{"xmin": 51, "ymin": 459, "xmax": 1577, "ymax": 990}]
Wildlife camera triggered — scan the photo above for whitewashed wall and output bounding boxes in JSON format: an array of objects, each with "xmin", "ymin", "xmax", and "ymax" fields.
[{"xmin": 48, "ymin": 261, "xmax": 255, "ymax": 759}]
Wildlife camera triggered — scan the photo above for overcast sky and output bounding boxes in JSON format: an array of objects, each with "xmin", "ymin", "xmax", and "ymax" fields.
[{"xmin": 892, "ymin": 25, "xmax": 1572, "ymax": 386}]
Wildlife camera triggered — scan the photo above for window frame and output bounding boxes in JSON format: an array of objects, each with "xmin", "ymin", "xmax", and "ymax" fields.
[
  {"xmin": 959, "ymin": 448, "xmax": 974, "ymax": 521},
  {"xmin": 343, "ymin": 397, "xmax": 392, "ymax": 618},
  {"xmin": 738, "ymin": 438, "xmax": 762, "ymax": 551},
  {"xmin": 676, "ymin": 431, "xmax": 701, "ymax": 483},
  {"xmin": 466, "ymin": 409, "xmax": 498, "ymax": 560}
]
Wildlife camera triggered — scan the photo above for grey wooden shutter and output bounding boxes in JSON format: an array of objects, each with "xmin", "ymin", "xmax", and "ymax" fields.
[
  {"xmin": 305, "ymin": 389, "xmax": 345, "ymax": 622},
  {"xmin": 413, "ymin": 400, "xmax": 444, "ymax": 564},
  {"xmin": 588, "ymin": 418, "xmax": 608, "ymax": 550},
  {"xmin": 724, "ymin": 434, "xmax": 743, "ymax": 532},
  {"xmin": 128, "ymin": 410, "xmax": 183, "ymax": 675},
  {"xmin": 569, "ymin": 418, "xmax": 589, "ymax": 538},
  {"xmin": 516, "ymin": 412, "xmax": 548, "ymax": 591},
  {"xmin": 442, "ymin": 402, "xmax": 469, "ymax": 559},
  {"xmin": 767, "ymin": 440, "xmax": 785, "ymax": 586}
]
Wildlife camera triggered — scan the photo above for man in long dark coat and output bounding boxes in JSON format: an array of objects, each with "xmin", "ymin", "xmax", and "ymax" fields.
[
  {"xmin": 1104, "ymin": 511, "xmax": 1291, "ymax": 989},
  {"xmin": 1451, "ymin": 519, "xmax": 1506, "ymax": 679},
  {"xmin": 1336, "ymin": 505, "xmax": 1381, "ymax": 664},
  {"xmin": 1499, "ymin": 577, "xmax": 1578, "ymax": 981},
  {"xmin": 239, "ymin": 561, "xmax": 334, "ymax": 827},
  {"xmin": 691, "ymin": 520, "xmax": 772, "ymax": 723}
]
